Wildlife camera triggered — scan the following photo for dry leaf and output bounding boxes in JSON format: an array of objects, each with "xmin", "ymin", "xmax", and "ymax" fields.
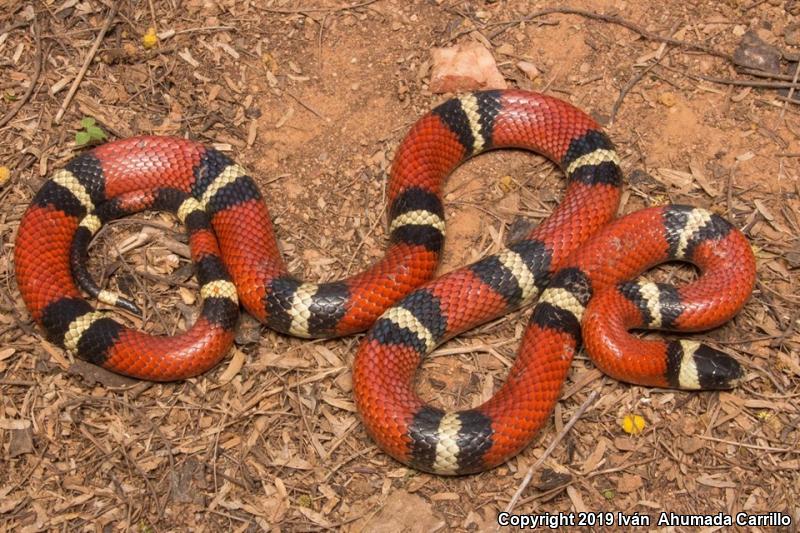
[
  {"xmin": 696, "ymin": 475, "xmax": 737, "ymax": 488},
  {"xmin": 297, "ymin": 507, "xmax": 332, "ymax": 528},
  {"xmin": 429, "ymin": 41, "xmax": 507, "ymax": 93},
  {"xmin": 430, "ymin": 492, "xmax": 460, "ymax": 501},
  {"xmin": 655, "ymin": 168, "xmax": 694, "ymax": 193},
  {"xmin": 617, "ymin": 473, "xmax": 643, "ymax": 493},
  {"xmin": 582, "ymin": 439, "xmax": 607, "ymax": 474},
  {"xmin": 566, "ymin": 485, "xmax": 588, "ymax": 512},
  {"xmin": 321, "ymin": 395, "xmax": 357, "ymax": 412},
  {"xmin": 219, "ymin": 348, "xmax": 246, "ymax": 383},
  {"xmin": 689, "ymin": 160, "xmax": 718, "ymax": 197}
]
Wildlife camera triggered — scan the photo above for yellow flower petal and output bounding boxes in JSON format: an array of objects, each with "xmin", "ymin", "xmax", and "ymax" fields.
[
  {"xmin": 499, "ymin": 174, "xmax": 514, "ymax": 192},
  {"xmin": 142, "ymin": 27, "xmax": 158, "ymax": 49},
  {"xmin": 0, "ymin": 166, "xmax": 9, "ymax": 186},
  {"xmin": 621, "ymin": 414, "xmax": 646, "ymax": 435}
]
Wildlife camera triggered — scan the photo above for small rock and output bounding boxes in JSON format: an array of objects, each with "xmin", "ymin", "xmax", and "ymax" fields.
[
  {"xmin": 755, "ymin": 27, "xmax": 777, "ymax": 43},
  {"xmin": 429, "ymin": 41, "xmax": 507, "ymax": 93},
  {"xmin": 495, "ymin": 43, "xmax": 515, "ymax": 55},
  {"xmin": 733, "ymin": 30, "xmax": 782, "ymax": 73},
  {"xmin": 659, "ymin": 92, "xmax": 677, "ymax": 107},
  {"xmin": 516, "ymin": 60, "xmax": 540, "ymax": 81},
  {"xmin": 785, "ymin": 23, "xmax": 800, "ymax": 46}
]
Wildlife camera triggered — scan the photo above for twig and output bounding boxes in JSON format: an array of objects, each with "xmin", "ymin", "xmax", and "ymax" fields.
[
  {"xmin": 503, "ymin": 390, "xmax": 600, "ymax": 516},
  {"xmin": 286, "ymin": 90, "xmax": 329, "ymax": 121},
  {"xmin": 54, "ymin": 3, "xmax": 120, "ymax": 124},
  {"xmin": 608, "ymin": 22, "xmax": 678, "ymax": 121},
  {"xmin": 147, "ymin": 0, "xmax": 157, "ymax": 24},
  {"xmin": 609, "ymin": 56, "xmax": 665, "ymax": 125},
  {"xmin": 259, "ymin": 0, "xmax": 381, "ymax": 14},
  {"xmin": 321, "ymin": 446, "xmax": 376, "ymax": 483},
  {"xmin": 726, "ymin": 161, "xmax": 736, "ymax": 217},
  {"xmin": 739, "ymin": 68, "xmax": 800, "ymax": 81},
  {"xmin": 776, "ymin": 95, "xmax": 800, "ymax": 106},
  {"xmin": 744, "ymin": 0, "xmax": 769, "ymax": 9},
  {"xmin": 0, "ymin": 22, "xmax": 43, "ymax": 129},
  {"xmin": 699, "ymin": 75, "xmax": 800, "ymax": 89},
  {"xmin": 173, "ymin": 25, "xmax": 235, "ymax": 35},
  {"xmin": 488, "ymin": 8, "xmax": 731, "ymax": 61},
  {"xmin": 780, "ymin": 61, "xmax": 800, "ymax": 119},
  {"xmin": 316, "ymin": 13, "xmax": 329, "ymax": 69},
  {"xmin": 118, "ymin": 443, "xmax": 163, "ymax": 521},
  {"xmin": 694, "ymin": 434, "xmax": 800, "ymax": 453}
]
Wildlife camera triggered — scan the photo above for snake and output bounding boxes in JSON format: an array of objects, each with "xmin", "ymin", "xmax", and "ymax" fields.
[{"xmin": 14, "ymin": 90, "xmax": 756, "ymax": 474}]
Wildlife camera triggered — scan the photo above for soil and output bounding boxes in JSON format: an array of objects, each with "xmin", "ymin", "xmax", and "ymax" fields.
[{"xmin": 1, "ymin": 0, "xmax": 799, "ymax": 531}]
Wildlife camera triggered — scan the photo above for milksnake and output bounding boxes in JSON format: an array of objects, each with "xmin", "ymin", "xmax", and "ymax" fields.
[{"xmin": 14, "ymin": 90, "xmax": 756, "ymax": 474}]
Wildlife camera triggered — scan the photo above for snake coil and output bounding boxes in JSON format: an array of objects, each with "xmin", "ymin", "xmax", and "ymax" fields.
[{"xmin": 14, "ymin": 90, "xmax": 755, "ymax": 474}]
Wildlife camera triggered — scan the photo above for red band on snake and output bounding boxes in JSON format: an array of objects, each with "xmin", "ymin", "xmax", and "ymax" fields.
[{"xmin": 14, "ymin": 90, "xmax": 756, "ymax": 474}]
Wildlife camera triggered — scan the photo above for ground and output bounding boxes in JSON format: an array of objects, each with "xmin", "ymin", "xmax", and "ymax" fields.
[{"xmin": 1, "ymin": 0, "xmax": 799, "ymax": 531}]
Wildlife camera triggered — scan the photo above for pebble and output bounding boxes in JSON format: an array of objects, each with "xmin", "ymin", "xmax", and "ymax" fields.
[
  {"xmin": 429, "ymin": 41, "xmax": 507, "ymax": 93},
  {"xmin": 516, "ymin": 61, "xmax": 540, "ymax": 81},
  {"xmin": 785, "ymin": 23, "xmax": 800, "ymax": 46},
  {"xmin": 733, "ymin": 30, "xmax": 781, "ymax": 73},
  {"xmin": 659, "ymin": 92, "xmax": 677, "ymax": 107}
]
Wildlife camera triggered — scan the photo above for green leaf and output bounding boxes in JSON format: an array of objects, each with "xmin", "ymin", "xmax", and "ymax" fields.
[
  {"xmin": 86, "ymin": 125, "xmax": 106, "ymax": 140},
  {"xmin": 80, "ymin": 117, "xmax": 96, "ymax": 128},
  {"xmin": 75, "ymin": 131, "xmax": 91, "ymax": 146}
]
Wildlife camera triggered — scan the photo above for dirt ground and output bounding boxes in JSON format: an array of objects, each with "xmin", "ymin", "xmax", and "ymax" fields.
[{"xmin": 1, "ymin": 0, "xmax": 799, "ymax": 531}]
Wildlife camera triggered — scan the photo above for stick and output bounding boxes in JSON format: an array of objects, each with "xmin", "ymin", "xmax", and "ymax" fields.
[
  {"xmin": 0, "ymin": 21, "xmax": 42, "ymax": 129},
  {"xmin": 699, "ymin": 75, "xmax": 800, "ymax": 89},
  {"xmin": 286, "ymin": 90, "xmax": 328, "ymax": 121},
  {"xmin": 260, "ymin": 0, "xmax": 381, "ymax": 14},
  {"xmin": 739, "ymin": 68, "xmax": 800, "ymax": 82},
  {"xmin": 488, "ymin": 8, "xmax": 731, "ymax": 61},
  {"xmin": 780, "ymin": 60, "xmax": 800, "ymax": 119},
  {"xmin": 503, "ymin": 390, "xmax": 600, "ymax": 515},
  {"xmin": 609, "ymin": 54, "xmax": 666, "ymax": 125},
  {"xmin": 694, "ymin": 434, "xmax": 800, "ymax": 454},
  {"xmin": 54, "ymin": 3, "xmax": 119, "ymax": 124},
  {"xmin": 776, "ymin": 95, "xmax": 800, "ymax": 106}
]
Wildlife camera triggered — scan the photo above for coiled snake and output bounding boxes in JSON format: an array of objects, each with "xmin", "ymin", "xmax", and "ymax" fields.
[{"xmin": 15, "ymin": 90, "xmax": 756, "ymax": 474}]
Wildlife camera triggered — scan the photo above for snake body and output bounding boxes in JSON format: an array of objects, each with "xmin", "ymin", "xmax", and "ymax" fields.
[{"xmin": 14, "ymin": 90, "xmax": 756, "ymax": 474}]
